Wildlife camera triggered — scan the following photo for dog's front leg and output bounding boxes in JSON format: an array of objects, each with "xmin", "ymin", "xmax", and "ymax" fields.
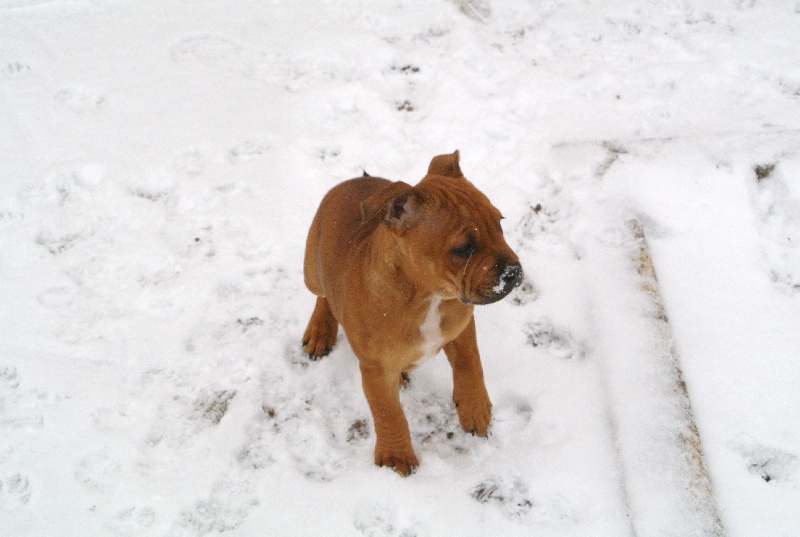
[
  {"xmin": 359, "ymin": 364, "xmax": 418, "ymax": 476},
  {"xmin": 444, "ymin": 316, "xmax": 492, "ymax": 437}
]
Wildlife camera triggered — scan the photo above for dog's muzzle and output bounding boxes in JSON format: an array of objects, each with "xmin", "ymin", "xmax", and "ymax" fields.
[
  {"xmin": 462, "ymin": 259, "xmax": 523, "ymax": 305},
  {"xmin": 494, "ymin": 262, "xmax": 523, "ymax": 295}
]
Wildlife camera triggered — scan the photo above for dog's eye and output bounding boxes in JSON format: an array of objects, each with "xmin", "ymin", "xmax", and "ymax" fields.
[{"xmin": 450, "ymin": 239, "xmax": 476, "ymax": 259}]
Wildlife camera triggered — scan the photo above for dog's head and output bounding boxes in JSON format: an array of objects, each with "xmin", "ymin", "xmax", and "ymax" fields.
[{"xmin": 361, "ymin": 151, "xmax": 522, "ymax": 305}]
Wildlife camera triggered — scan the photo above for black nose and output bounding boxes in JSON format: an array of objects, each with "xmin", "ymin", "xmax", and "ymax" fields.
[{"xmin": 501, "ymin": 262, "xmax": 523, "ymax": 288}]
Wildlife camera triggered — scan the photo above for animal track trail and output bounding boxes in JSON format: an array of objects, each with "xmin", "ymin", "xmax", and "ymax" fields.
[{"xmin": 0, "ymin": 473, "xmax": 32, "ymax": 511}]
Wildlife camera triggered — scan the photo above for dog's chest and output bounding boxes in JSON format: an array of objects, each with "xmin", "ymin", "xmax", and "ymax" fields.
[{"xmin": 418, "ymin": 296, "xmax": 444, "ymax": 360}]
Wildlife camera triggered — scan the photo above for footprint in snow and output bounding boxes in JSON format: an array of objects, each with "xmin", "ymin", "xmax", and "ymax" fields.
[
  {"xmin": 74, "ymin": 449, "xmax": 123, "ymax": 494},
  {"xmin": 229, "ymin": 136, "xmax": 272, "ymax": 163},
  {"xmin": 452, "ymin": 0, "xmax": 492, "ymax": 23},
  {"xmin": 0, "ymin": 473, "xmax": 31, "ymax": 511},
  {"xmin": 2, "ymin": 60, "xmax": 30, "ymax": 78},
  {"xmin": 271, "ymin": 403, "xmax": 355, "ymax": 482},
  {"xmin": 235, "ymin": 419, "xmax": 277, "ymax": 471},
  {"xmin": 489, "ymin": 394, "xmax": 534, "ymax": 445},
  {"xmin": 510, "ymin": 278, "xmax": 538, "ymax": 306},
  {"xmin": 171, "ymin": 148, "xmax": 208, "ymax": 177},
  {"xmin": 256, "ymin": 360, "xmax": 367, "ymax": 481},
  {"xmin": 471, "ymin": 475, "xmax": 585, "ymax": 524},
  {"xmin": 749, "ymin": 160, "xmax": 800, "ymax": 293},
  {"xmin": 731, "ymin": 435, "xmax": 798, "ymax": 485},
  {"xmin": 144, "ymin": 388, "xmax": 236, "ymax": 447},
  {"xmin": 107, "ymin": 506, "xmax": 156, "ymax": 537},
  {"xmin": 470, "ymin": 475, "xmax": 532, "ymax": 519},
  {"xmin": 404, "ymin": 392, "xmax": 478, "ymax": 459},
  {"xmin": 37, "ymin": 285, "xmax": 78, "ymax": 308},
  {"xmin": 353, "ymin": 503, "xmax": 422, "ymax": 537},
  {"xmin": 189, "ymin": 389, "xmax": 236, "ymax": 425},
  {"xmin": 185, "ymin": 313, "xmax": 283, "ymax": 354},
  {"xmin": 55, "ymin": 86, "xmax": 107, "ymax": 113},
  {"xmin": 0, "ymin": 203, "xmax": 24, "ymax": 226},
  {"xmin": 523, "ymin": 318, "xmax": 586, "ymax": 360},
  {"xmin": 0, "ymin": 364, "xmax": 19, "ymax": 389},
  {"xmin": 0, "ymin": 369, "xmax": 46, "ymax": 429},
  {"xmin": 176, "ymin": 477, "xmax": 258, "ymax": 534},
  {"xmin": 35, "ymin": 229, "xmax": 88, "ymax": 255},
  {"xmin": 169, "ymin": 34, "xmax": 278, "ymax": 80}
]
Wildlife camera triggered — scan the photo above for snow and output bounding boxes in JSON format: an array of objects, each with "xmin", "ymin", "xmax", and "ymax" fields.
[{"xmin": 1, "ymin": 1, "xmax": 799, "ymax": 536}]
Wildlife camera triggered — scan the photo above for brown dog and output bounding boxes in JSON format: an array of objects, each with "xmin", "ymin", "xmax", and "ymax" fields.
[{"xmin": 302, "ymin": 151, "xmax": 522, "ymax": 475}]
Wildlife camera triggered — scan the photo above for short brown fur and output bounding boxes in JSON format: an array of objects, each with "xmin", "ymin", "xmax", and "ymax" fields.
[{"xmin": 302, "ymin": 151, "xmax": 522, "ymax": 475}]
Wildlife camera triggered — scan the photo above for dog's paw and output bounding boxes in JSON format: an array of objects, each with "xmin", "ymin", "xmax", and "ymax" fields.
[
  {"xmin": 374, "ymin": 445, "xmax": 419, "ymax": 477},
  {"xmin": 455, "ymin": 393, "xmax": 492, "ymax": 437},
  {"xmin": 453, "ymin": 383, "xmax": 492, "ymax": 437},
  {"xmin": 302, "ymin": 299, "xmax": 339, "ymax": 359},
  {"xmin": 302, "ymin": 335, "xmax": 336, "ymax": 360},
  {"xmin": 301, "ymin": 322, "xmax": 337, "ymax": 360}
]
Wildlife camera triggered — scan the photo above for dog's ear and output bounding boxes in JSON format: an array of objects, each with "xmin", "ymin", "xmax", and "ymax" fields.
[
  {"xmin": 383, "ymin": 189, "xmax": 425, "ymax": 231},
  {"xmin": 427, "ymin": 150, "xmax": 463, "ymax": 178},
  {"xmin": 361, "ymin": 181, "xmax": 424, "ymax": 231}
]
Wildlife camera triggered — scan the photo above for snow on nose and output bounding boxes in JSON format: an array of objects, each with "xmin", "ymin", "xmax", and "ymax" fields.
[{"xmin": 493, "ymin": 262, "xmax": 523, "ymax": 295}]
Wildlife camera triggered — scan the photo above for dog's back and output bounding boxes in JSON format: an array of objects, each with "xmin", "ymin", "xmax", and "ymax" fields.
[{"xmin": 303, "ymin": 177, "xmax": 389, "ymax": 297}]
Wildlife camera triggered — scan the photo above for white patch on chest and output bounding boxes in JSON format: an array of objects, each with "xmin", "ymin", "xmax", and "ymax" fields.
[{"xmin": 418, "ymin": 295, "xmax": 444, "ymax": 360}]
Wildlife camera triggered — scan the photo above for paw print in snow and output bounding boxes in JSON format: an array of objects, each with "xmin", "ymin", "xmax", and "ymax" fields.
[
  {"xmin": 107, "ymin": 506, "xmax": 156, "ymax": 536},
  {"xmin": 177, "ymin": 478, "xmax": 258, "ymax": 534},
  {"xmin": 353, "ymin": 503, "xmax": 422, "ymax": 537},
  {"xmin": 749, "ymin": 159, "xmax": 800, "ymax": 293},
  {"xmin": 0, "ymin": 474, "xmax": 32, "ymax": 511},
  {"xmin": 470, "ymin": 476, "xmax": 532, "ymax": 518},
  {"xmin": 524, "ymin": 318, "xmax": 586, "ymax": 360},
  {"xmin": 0, "ymin": 364, "xmax": 19, "ymax": 389},
  {"xmin": 2, "ymin": 60, "xmax": 30, "ymax": 78},
  {"xmin": 732, "ymin": 435, "xmax": 798, "ymax": 485},
  {"xmin": 55, "ymin": 86, "xmax": 107, "ymax": 112},
  {"xmin": 229, "ymin": 136, "xmax": 272, "ymax": 163},
  {"xmin": 74, "ymin": 449, "xmax": 123, "ymax": 493},
  {"xmin": 511, "ymin": 278, "xmax": 538, "ymax": 306}
]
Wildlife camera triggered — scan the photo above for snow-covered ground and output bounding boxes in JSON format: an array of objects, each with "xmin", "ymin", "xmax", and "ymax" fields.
[{"xmin": 2, "ymin": 1, "xmax": 799, "ymax": 535}]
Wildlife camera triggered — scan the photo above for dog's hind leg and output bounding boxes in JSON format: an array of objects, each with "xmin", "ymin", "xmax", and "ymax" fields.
[{"xmin": 302, "ymin": 296, "xmax": 339, "ymax": 359}]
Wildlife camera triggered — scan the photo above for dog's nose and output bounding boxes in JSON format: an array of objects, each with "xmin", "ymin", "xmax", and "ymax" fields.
[{"xmin": 501, "ymin": 262, "xmax": 523, "ymax": 288}]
